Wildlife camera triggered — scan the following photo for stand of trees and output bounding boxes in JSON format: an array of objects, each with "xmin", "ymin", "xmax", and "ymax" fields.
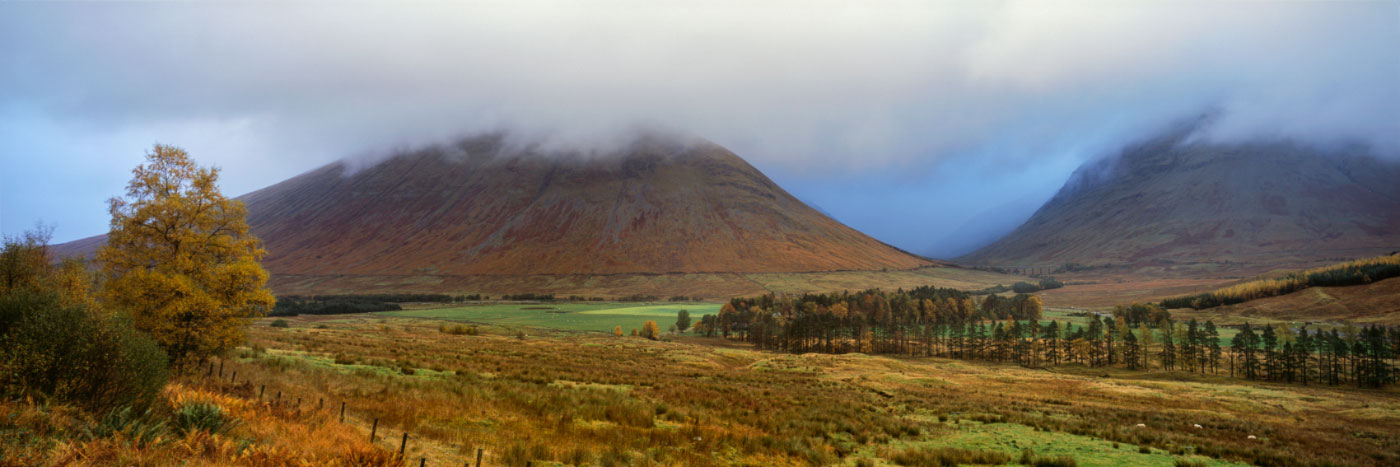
[
  {"xmin": 1161, "ymin": 254, "xmax": 1400, "ymax": 310},
  {"xmin": 696, "ymin": 288, "xmax": 1398, "ymax": 388},
  {"xmin": 271, "ymin": 293, "xmax": 460, "ymax": 316}
]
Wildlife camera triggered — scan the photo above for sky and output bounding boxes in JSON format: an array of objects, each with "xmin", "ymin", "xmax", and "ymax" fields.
[{"xmin": 2, "ymin": 1, "xmax": 1397, "ymax": 258}]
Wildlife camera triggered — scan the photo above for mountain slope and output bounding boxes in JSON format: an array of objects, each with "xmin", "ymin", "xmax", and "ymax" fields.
[
  {"xmin": 59, "ymin": 134, "xmax": 932, "ymax": 277},
  {"xmin": 963, "ymin": 131, "xmax": 1400, "ymax": 269}
]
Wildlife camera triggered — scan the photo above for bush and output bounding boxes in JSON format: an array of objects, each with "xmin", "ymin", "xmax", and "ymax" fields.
[
  {"xmin": 174, "ymin": 402, "xmax": 235, "ymax": 435},
  {"xmin": 86, "ymin": 406, "xmax": 168, "ymax": 447},
  {"xmin": 1037, "ymin": 276, "xmax": 1064, "ymax": 290},
  {"xmin": 1, "ymin": 290, "xmax": 168, "ymax": 412},
  {"xmin": 1012, "ymin": 282, "xmax": 1041, "ymax": 294},
  {"xmin": 641, "ymin": 320, "xmax": 660, "ymax": 340},
  {"xmin": 270, "ymin": 319, "xmax": 289, "ymax": 328},
  {"xmin": 676, "ymin": 310, "xmax": 691, "ymax": 332}
]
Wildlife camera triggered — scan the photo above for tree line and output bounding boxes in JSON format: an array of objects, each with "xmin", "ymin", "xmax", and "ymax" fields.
[
  {"xmin": 1161, "ymin": 254, "xmax": 1400, "ymax": 309},
  {"xmin": 693, "ymin": 288, "xmax": 1398, "ymax": 387}
]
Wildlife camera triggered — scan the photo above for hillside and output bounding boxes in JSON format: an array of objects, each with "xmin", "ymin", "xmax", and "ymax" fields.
[
  {"xmin": 56, "ymin": 134, "xmax": 936, "ymax": 290},
  {"xmin": 1168, "ymin": 277, "xmax": 1400, "ymax": 326},
  {"xmin": 963, "ymin": 129, "xmax": 1400, "ymax": 271}
]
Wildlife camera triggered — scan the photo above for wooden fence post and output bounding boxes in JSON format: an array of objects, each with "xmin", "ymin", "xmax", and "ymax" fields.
[
  {"xmin": 230, "ymin": 371, "xmax": 236, "ymax": 384},
  {"xmin": 207, "ymin": 361, "xmax": 214, "ymax": 377},
  {"xmin": 340, "ymin": 402, "xmax": 346, "ymax": 422},
  {"xmin": 370, "ymin": 418, "xmax": 378, "ymax": 442},
  {"xmin": 399, "ymin": 432, "xmax": 408, "ymax": 455},
  {"xmin": 475, "ymin": 448, "xmax": 483, "ymax": 467},
  {"xmin": 218, "ymin": 359, "xmax": 224, "ymax": 378},
  {"xmin": 259, "ymin": 385, "xmax": 265, "ymax": 400}
]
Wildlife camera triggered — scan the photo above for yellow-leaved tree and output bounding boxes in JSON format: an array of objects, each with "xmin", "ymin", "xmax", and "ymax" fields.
[{"xmin": 99, "ymin": 144, "xmax": 274, "ymax": 370}]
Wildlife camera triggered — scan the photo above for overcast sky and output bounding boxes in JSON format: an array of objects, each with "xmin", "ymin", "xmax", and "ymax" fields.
[{"xmin": 2, "ymin": 1, "xmax": 1397, "ymax": 258}]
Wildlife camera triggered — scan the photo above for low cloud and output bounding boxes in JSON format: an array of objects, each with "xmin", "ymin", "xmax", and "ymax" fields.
[{"xmin": 2, "ymin": 1, "xmax": 1396, "ymax": 252}]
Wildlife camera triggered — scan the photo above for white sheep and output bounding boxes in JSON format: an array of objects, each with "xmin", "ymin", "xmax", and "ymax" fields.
[
  {"xmin": 1135, "ymin": 423, "xmax": 1146, "ymax": 428},
  {"xmin": 1193, "ymin": 424, "xmax": 1203, "ymax": 429},
  {"xmin": 1247, "ymin": 435, "xmax": 1257, "ymax": 440}
]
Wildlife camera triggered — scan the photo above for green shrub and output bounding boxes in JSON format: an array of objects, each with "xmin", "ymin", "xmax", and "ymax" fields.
[
  {"xmin": 174, "ymin": 402, "xmax": 234, "ymax": 435},
  {"xmin": 86, "ymin": 406, "xmax": 168, "ymax": 447},
  {"xmin": 1, "ymin": 290, "xmax": 168, "ymax": 412},
  {"xmin": 269, "ymin": 319, "xmax": 289, "ymax": 328}
]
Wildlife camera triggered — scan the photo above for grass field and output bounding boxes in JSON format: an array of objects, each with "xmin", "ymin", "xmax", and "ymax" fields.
[
  {"xmin": 378, "ymin": 302, "xmax": 720, "ymax": 334},
  {"xmin": 217, "ymin": 317, "xmax": 1400, "ymax": 464},
  {"xmin": 13, "ymin": 312, "xmax": 1395, "ymax": 465}
]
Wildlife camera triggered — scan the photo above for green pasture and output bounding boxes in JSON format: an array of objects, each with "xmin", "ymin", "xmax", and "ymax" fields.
[
  {"xmin": 378, "ymin": 302, "xmax": 720, "ymax": 334},
  {"xmin": 857, "ymin": 418, "xmax": 1240, "ymax": 467}
]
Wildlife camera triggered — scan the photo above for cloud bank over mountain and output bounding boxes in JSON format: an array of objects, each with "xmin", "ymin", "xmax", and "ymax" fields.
[{"xmin": 3, "ymin": 1, "xmax": 1396, "ymax": 254}]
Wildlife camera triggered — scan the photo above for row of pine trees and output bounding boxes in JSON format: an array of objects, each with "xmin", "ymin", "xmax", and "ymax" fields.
[{"xmin": 694, "ymin": 288, "xmax": 1398, "ymax": 388}]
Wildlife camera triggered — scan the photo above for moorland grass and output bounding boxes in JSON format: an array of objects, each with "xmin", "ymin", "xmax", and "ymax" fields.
[{"xmin": 200, "ymin": 316, "xmax": 1400, "ymax": 465}]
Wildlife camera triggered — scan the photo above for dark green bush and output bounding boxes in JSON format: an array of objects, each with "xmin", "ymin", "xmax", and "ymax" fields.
[
  {"xmin": 174, "ymin": 402, "xmax": 234, "ymax": 434},
  {"xmin": 269, "ymin": 319, "xmax": 289, "ymax": 328},
  {"xmin": 1, "ymin": 290, "xmax": 168, "ymax": 412}
]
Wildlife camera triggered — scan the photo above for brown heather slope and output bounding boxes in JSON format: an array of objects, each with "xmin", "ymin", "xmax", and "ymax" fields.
[
  {"xmin": 56, "ymin": 134, "xmax": 933, "ymax": 291},
  {"xmin": 963, "ymin": 129, "xmax": 1400, "ymax": 273}
]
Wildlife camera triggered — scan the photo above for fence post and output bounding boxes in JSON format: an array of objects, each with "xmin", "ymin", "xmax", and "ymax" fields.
[
  {"xmin": 399, "ymin": 432, "xmax": 408, "ymax": 455},
  {"xmin": 218, "ymin": 359, "xmax": 224, "ymax": 378},
  {"xmin": 259, "ymin": 385, "xmax": 265, "ymax": 400},
  {"xmin": 318, "ymin": 398, "xmax": 323, "ymax": 410},
  {"xmin": 208, "ymin": 361, "xmax": 214, "ymax": 377},
  {"xmin": 231, "ymin": 371, "xmax": 236, "ymax": 384},
  {"xmin": 475, "ymin": 448, "xmax": 483, "ymax": 467},
  {"xmin": 340, "ymin": 402, "xmax": 346, "ymax": 422},
  {"xmin": 370, "ymin": 418, "xmax": 378, "ymax": 442}
]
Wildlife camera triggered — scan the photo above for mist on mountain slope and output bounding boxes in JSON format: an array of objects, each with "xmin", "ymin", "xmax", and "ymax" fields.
[{"xmin": 2, "ymin": 1, "xmax": 1396, "ymax": 254}]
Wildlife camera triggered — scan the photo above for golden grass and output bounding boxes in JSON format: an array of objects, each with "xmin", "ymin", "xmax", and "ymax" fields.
[
  {"xmin": 14, "ymin": 314, "xmax": 1396, "ymax": 465},
  {"xmin": 2, "ymin": 380, "xmax": 400, "ymax": 466},
  {"xmin": 215, "ymin": 317, "xmax": 1400, "ymax": 465}
]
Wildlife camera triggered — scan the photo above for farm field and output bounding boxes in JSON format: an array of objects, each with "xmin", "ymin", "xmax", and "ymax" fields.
[
  {"xmin": 139, "ymin": 314, "xmax": 1398, "ymax": 466},
  {"xmin": 379, "ymin": 302, "xmax": 720, "ymax": 334}
]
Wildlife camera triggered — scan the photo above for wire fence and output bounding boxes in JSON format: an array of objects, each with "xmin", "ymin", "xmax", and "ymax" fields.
[{"xmin": 202, "ymin": 358, "xmax": 508, "ymax": 467}]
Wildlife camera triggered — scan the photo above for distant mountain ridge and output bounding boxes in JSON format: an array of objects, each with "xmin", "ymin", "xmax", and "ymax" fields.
[
  {"xmin": 962, "ymin": 131, "xmax": 1400, "ymax": 270},
  {"xmin": 56, "ymin": 133, "xmax": 933, "ymax": 277}
]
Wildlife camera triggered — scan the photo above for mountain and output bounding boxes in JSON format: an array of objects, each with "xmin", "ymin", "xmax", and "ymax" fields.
[
  {"xmin": 57, "ymin": 134, "xmax": 932, "ymax": 278},
  {"xmin": 962, "ymin": 130, "xmax": 1400, "ymax": 270}
]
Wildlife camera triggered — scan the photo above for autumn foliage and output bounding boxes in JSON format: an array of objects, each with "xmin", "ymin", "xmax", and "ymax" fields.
[
  {"xmin": 99, "ymin": 144, "xmax": 275, "ymax": 370},
  {"xmin": 1161, "ymin": 254, "xmax": 1400, "ymax": 309}
]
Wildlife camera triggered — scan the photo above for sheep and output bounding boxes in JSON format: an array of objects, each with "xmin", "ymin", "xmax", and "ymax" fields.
[
  {"xmin": 1193, "ymin": 424, "xmax": 1203, "ymax": 429},
  {"xmin": 1247, "ymin": 435, "xmax": 1257, "ymax": 440},
  {"xmin": 1135, "ymin": 423, "xmax": 1146, "ymax": 428}
]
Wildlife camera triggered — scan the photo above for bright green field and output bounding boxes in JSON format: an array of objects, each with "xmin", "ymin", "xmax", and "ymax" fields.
[{"xmin": 378, "ymin": 302, "xmax": 720, "ymax": 334}]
